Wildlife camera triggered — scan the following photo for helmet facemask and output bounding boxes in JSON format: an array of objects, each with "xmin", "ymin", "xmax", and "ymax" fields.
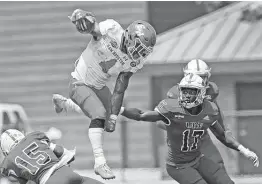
[
  {"xmin": 122, "ymin": 30, "xmax": 153, "ymax": 64},
  {"xmin": 179, "ymin": 87, "xmax": 204, "ymax": 109}
]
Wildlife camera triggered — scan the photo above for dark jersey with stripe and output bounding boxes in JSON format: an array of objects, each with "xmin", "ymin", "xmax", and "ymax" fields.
[
  {"xmin": 0, "ymin": 132, "xmax": 60, "ymax": 183},
  {"xmin": 155, "ymin": 99, "xmax": 219, "ymax": 165}
]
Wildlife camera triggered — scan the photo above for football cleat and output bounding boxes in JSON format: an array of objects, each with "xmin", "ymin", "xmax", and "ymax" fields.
[
  {"xmin": 94, "ymin": 163, "xmax": 116, "ymax": 180},
  {"xmin": 52, "ymin": 94, "xmax": 67, "ymax": 113}
]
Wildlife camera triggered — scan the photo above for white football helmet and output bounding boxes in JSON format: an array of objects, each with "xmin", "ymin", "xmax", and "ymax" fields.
[
  {"xmin": 1, "ymin": 129, "xmax": 25, "ymax": 156},
  {"xmin": 183, "ymin": 59, "xmax": 211, "ymax": 85},
  {"xmin": 178, "ymin": 73, "xmax": 207, "ymax": 109}
]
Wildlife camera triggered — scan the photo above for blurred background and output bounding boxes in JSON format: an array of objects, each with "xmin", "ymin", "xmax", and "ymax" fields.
[{"xmin": 1, "ymin": 1, "xmax": 262, "ymax": 184}]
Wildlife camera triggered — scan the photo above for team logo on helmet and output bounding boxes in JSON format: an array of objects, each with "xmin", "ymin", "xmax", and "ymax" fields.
[{"xmin": 135, "ymin": 24, "xmax": 146, "ymax": 36}]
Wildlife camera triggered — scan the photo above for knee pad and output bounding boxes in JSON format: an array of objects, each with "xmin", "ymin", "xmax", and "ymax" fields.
[{"xmin": 89, "ymin": 119, "xmax": 105, "ymax": 129}]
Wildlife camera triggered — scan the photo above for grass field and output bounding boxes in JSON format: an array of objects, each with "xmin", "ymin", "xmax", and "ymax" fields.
[{"xmin": 75, "ymin": 168, "xmax": 262, "ymax": 184}]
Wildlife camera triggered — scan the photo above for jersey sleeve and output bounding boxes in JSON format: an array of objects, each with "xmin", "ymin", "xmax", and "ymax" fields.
[
  {"xmin": 167, "ymin": 85, "xmax": 179, "ymax": 99},
  {"xmin": 99, "ymin": 19, "xmax": 122, "ymax": 36},
  {"xmin": 29, "ymin": 131, "xmax": 50, "ymax": 141},
  {"xmin": 30, "ymin": 132, "xmax": 65, "ymax": 158},
  {"xmin": 27, "ymin": 131, "xmax": 51, "ymax": 147},
  {"xmin": 154, "ymin": 100, "xmax": 172, "ymax": 125},
  {"xmin": 204, "ymin": 100, "xmax": 219, "ymax": 118}
]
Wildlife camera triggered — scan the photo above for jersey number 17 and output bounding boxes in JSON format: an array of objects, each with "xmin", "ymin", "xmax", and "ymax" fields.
[{"xmin": 181, "ymin": 129, "xmax": 205, "ymax": 152}]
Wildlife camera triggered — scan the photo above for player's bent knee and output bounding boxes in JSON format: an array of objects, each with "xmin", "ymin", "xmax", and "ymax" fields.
[{"xmin": 89, "ymin": 119, "xmax": 105, "ymax": 129}]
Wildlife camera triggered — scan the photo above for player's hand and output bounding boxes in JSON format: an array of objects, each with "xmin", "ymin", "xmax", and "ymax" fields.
[
  {"xmin": 239, "ymin": 146, "xmax": 259, "ymax": 167},
  {"xmin": 45, "ymin": 127, "xmax": 62, "ymax": 140},
  {"xmin": 105, "ymin": 114, "xmax": 118, "ymax": 132},
  {"xmin": 68, "ymin": 9, "xmax": 96, "ymax": 34},
  {"xmin": 246, "ymin": 150, "xmax": 259, "ymax": 167}
]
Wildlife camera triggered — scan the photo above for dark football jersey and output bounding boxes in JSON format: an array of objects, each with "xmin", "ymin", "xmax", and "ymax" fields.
[
  {"xmin": 0, "ymin": 131, "xmax": 60, "ymax": 183},
  {"xmin": 155, "ymin": 99, "xmax": 219, "ymax": 165},
  {"xmin": 167, "ymin": 81, "xmax": 219, "ymax": 102}
]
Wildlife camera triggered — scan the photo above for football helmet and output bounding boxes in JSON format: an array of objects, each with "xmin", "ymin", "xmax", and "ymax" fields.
[
  {"xmin": 183, "ymin": 59, "xmax": 211, "ymax": 85},
  {"xmin": 178, "ymin": 73, "xmax": 207, "ymax": 109},
  {"xmin": 1, "ymin": 129, "xmax": 25, "ymax": 156},
  {"xmin": 121, "ymin": 20, "xmax": 156, "ymax": 64}
]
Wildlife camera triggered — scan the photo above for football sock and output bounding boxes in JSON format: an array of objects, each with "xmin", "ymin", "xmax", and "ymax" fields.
[{"xmin": 88, "ymin": 128, "xmax": 106, "ymax": 167}]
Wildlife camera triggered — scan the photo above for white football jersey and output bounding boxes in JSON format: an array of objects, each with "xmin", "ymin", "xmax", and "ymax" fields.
[{"xmin": 71, "ymin": 19, "xmax": 144, "ymax": 89}]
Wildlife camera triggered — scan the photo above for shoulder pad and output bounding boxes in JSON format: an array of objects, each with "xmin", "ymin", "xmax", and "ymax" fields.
[
  {"xmin": 167, "ymin": 85, "xmax": 179, "ymax": 99},
  {"xmin": 155, "ymin": 99, "xmax": 183, "ymax": 114},
  {"xmin": 203, "ymin": 100, "xmax": 219, "ymax": 115},
  {"xmin": 99, "ymin": 19, "xmax": 122, "ymax": 35},
  {"xmin": 27, "ymin": 131, "xmax": 50, "ymax": 142},
  {"xmin": 206, "ymin": 81, "xmax": 219, "ymax": 101}
]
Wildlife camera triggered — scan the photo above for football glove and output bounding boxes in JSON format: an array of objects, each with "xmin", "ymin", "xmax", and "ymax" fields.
[
  {"xmin": 238, "ymin": 145, "xmax": 259, "ymax": 167},
  {"xmin": 69, "ymin": 9, "xmax": 96, "ymax": 34}
]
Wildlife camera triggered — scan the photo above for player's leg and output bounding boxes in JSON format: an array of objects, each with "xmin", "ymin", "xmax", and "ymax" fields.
[
  {"xmin": 45, "ymin": 166, "xmax": 83, "ymax": 184},
  {"xmin": 197, "ymin": 156, "xmax": 234, "ymax": 184},
  {"xmin": 166, "ymin": 164, "xmax": 208, "ymax": 184},
  {"xmin": 69, "ymin": 80, "xmax": 115, "ymax": 180},
  {"xmin": 52, "ymin": 94, "xmax": 82, "ymax": 114},
  {"xmin": 200, "ymin": 133, "xmax": 224, "ymax": 168},
  {"xmin": 45, "ymin": 166, "xmax": 104, "ymax": 184},
  {"xmin": 52, "ymin": 83, "xmax": 111, "ymax": 115},
  {"xmin": 92, "ymin": 86, "xmax": 112, "ymax": 122}
]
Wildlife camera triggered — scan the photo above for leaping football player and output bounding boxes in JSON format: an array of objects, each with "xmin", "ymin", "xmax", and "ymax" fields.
[
  {"xmin": 167, "ymin": 59, "xmax": 229, "ymax": 169},
  {"xmin": 52, "ymin": 9, "xmax": 156, "ymax": 179},
  {"xmin": 120, "ymin": 74, "xmax": 259, "ymax": 184}
]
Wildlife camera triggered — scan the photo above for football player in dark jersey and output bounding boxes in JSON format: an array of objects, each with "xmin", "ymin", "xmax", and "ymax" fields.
[
  {"xmin": 167, "ymin": 59, "xmax": 227, "ymax": 168},
  {"xmin": 0, "ymin": 129, "xmax": 103, "ymax": 184},
  {"xmin": 120, "ymin": 74, "xmax": 259, "ymax": 184}
]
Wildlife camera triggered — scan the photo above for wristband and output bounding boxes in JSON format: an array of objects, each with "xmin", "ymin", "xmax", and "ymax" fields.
[
  {"xmin": 238, "ymin": 144, "xmax": 248, "ymax": 153},
  {"xmin": 110, "ymin": 114, "xmax": 118, "ymax": 121},
  {"xmin": 119, "ymin": 107, "xmax": 125, "ymax": 115}
]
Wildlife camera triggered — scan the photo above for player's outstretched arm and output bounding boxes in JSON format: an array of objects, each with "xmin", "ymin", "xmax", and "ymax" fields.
[
  {"xmin": 121, "ymin": 107, "xmax": 167, "ymax": 130},
  {"xmin": 69, "ymin": 9, "xmax": 101, "ymax": 40},
  {"xmin": 122, "ymin": 107, "xmax": 166, "ymax": 122},
  {"xmin": 210, "ymin": 120, "xmax": 259, "ymax": 167}
]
